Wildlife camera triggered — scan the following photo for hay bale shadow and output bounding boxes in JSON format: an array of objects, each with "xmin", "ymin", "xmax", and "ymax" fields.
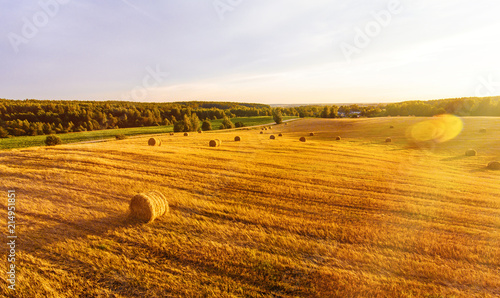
[
  {"xmin": 487, "ymin": 161, "xmax": 500, "ymax": 170},
  {"xmin": 21, "ymin": 210, "xmax": 133, "ymax": 253},
  {"xmin": 470, "ymin": 167, "xmax": 490, "ymax": 173},
  {"xmin": 405, "ymin": 141, "xmax": 436, "ymax": 151},
  {"xmin": 441, "ymin": 156, "xmax": 469, "ymax": 162}
]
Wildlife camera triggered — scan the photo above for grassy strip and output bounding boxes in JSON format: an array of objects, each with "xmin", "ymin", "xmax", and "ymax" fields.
[
  {"xmin": 0, "ymin": 116, "xmax": 298, "ymax": 150},
  {"xmin": 209, "ymin": 116, "xmax": 296, "ymax": 130}
]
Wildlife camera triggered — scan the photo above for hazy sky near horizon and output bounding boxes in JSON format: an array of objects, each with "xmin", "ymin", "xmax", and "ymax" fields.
[{"xmin": 1, "ymin": 0, "xmax": 500, "ymax": 104}]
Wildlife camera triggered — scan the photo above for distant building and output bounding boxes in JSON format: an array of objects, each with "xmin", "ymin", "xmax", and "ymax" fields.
[{"xmin": 338, "ymin": 111, "xmax": 361, "ymax": 118}]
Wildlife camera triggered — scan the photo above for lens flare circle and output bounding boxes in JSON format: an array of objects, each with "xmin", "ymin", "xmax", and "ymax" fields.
[{"xmin": 408, "ymin": 115, "xmax": 463, "ymax": 144}]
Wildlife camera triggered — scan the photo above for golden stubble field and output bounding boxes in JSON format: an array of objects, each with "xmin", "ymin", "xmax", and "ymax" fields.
[{"xmin": 1, "ymin": 117, "xmax": 499, "ymax": 297}]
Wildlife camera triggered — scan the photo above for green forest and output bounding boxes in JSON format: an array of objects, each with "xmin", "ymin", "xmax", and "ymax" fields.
[
  {"xmin": 298, "ymin": 96, "xmax": 500, "ymax": 119},
  {"xmin": 1, "ymin": 96, "xmax": 500, "ymax": 138},
  {"xmin": 0, "ymin": 100, "xmax": 273, "ymax": 137}
]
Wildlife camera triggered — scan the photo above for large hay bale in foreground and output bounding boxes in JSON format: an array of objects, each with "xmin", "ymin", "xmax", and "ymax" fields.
[
  {"xmin": 487, "ymin": 161, "xmax": 500, "ymax": 170},
  {"xmin": 234, "ymin": 136, "xmax": 241, "ymax": 142},
  {"xmin": 385, "ymin": 137, "xmax": 392, "ymax": 143},
  {"xmin": 209, "ymin": 139, "xmax": 221, "ymax": 147},
  {"xmin": 465, "ymin": 149, "xmax": 477, "ymax": 156},
  {"xmin": 270, "ymin": 135, "xmax": 276, "ymax": 140},
  {"xmin": 336, "ymin": 136, "xmax": 341, "ymax": 141},
  {"xmin": 148, "ymin": 138, "xmax": 161, "ymax": 146},
  {"xmin": 300, "ymin": 137, "xmax": 306, "ymax": 142},
  {"xmin": 129, "ymin": 190, "xmax": 169, "ymax": 223},
  {"xmin": 309, "ymin": 132, "xmax": 315, "ymax": 136}
]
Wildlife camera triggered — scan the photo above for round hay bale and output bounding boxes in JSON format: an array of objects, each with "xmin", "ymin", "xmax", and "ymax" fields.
[
  {"xmin": 309, "ymin": 132, "xmax": 315, "ymax": 136},
  {"xmin": 198, "ymin": 130, "xmax": 202, "ymax": 134},
  {"xmin": 264, "ymin": 128, "xmax": 268, "ymax": 131},
  {"xmin": 487, "ymin": 161, "xmax": 500, "ymax": 170},
  {"xmin": 148, "ymin": 138, "xmax": 161, "ymax": 146},
  {"xmin": 385, "ymin": 137, "xmax": 392, "ymax": 143},
  {"xmin": 390, "ymin": 126, "xmax": 394, "ymax": 129},
  {"xmin": 269, "ymin": 126, "xmax": 272, "ymax": 130},
  {"xmin": 234, "ymin": 136, "xmax": 241, "ymax": 142},
  {"xmin": 278, "ymin": 133, "xmax": 283, "ymax": 137},
  {"xmin": 479, "ymin": 128, "xmax": 487, "ymax": 133},
  {"xmin": 209, "ymin": 139, "xmax": 221, "ymax": 147},
  {"xmin": 169, "ymin": 132, "xmax": 174, "ymax": 136},
  {"xmin": 129, "ymin": 190, "xmax": 169, "ymax": 223},
  {"xmin": 270, "ymin": 135, "xmax": 275, "ymax": 140},
  {"xmin": 184, "ymin": 132, "xmax": 189, "ymax": 136},
  {"xmin": 285, "ymin": 123, "xmax": 288, "ymax": 125},
  {"xmin": 299, "ymin": 137, "xmax": 306, "ymax": 142},
  {"xmin": 336, "ymin": 136, "xmax": 341, "ymax": 141},
  {"xmin": 465, "ymin": 149, "xmax": 477, "ymax": 156},
  {"xmin": 260, "ymin": 131, "xmax": 264, "ymax": 134}
]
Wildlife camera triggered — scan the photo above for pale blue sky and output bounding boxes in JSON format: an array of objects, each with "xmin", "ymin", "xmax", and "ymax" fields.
[{"xmin": 1, "ymin": 0, "xmax": 500, "ymax": 104}]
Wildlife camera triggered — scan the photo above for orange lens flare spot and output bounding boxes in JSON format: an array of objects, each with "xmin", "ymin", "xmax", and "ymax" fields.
[{"xmin": 408, "ymin": 114, "xmax": 463, "ymax": 143}]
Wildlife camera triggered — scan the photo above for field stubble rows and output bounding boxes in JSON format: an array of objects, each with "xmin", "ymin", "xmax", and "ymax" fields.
[{"xmin": 1, "ymin": 117, "xmax": 499, "ymax": 297}]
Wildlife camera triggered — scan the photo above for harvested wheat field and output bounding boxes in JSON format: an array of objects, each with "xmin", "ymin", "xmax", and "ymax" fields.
[{"xmin": 1, "ymin": 117, "xmax": 499, "ymax": 297}]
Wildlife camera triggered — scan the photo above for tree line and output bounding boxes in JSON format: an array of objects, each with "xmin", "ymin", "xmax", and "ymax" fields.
[
  {"xmin": 1, "ymin": 96, "xmax": 499, "ymax": 138},
  {"xmin": 281, "ymin": 96, "xmax": 500, "ymax": 119},
  {"xmin": 0, "ymin": 99, "xmax": 273, "ymax": 137},
  {"xmin": 384, "ymin": 97, "xmax": 500, "ymax": 117}
]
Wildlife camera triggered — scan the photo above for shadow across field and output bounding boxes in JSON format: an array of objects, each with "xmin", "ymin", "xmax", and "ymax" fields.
[
  {"xmin": 470, "ymin": 166, "xmax": 491, "ymax": 173},
  {"xmin": 441, "ymin": 155, "xmax": 470, "ymax": 161},
  {"xmin": 20, "ymin": 207, "xmax": 135, "ymax": 254},
  {"xmin": 18, "ymin": 200, "xmax": 308, "ymax": 296}
]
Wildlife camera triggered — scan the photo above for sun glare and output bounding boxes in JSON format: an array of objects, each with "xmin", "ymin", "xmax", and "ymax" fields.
[{"xmin": 407, "ymin": 114, "xmax": 463, "ymax": 143}]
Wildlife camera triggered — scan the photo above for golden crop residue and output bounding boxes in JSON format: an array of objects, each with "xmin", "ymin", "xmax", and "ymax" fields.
[
  {"xmin": 407, "ymin": 114, "xmax": 463, "ymax": 143},
  {"xmin": 1, "ymin": 117, "xmax": 499, "ymax": 298}
]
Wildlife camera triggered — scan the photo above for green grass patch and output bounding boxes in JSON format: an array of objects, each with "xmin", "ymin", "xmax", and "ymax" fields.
[
  {"xmin": 0, "ymin": 126, "xmax": 174, "ymax": 150},
  {"xmin": 0, "ymin": 116, "xmax": 298, "ymax": 150},
  {"xmin": 211, "ymin": 116, "xmax": 297, "ymax": 130}
]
